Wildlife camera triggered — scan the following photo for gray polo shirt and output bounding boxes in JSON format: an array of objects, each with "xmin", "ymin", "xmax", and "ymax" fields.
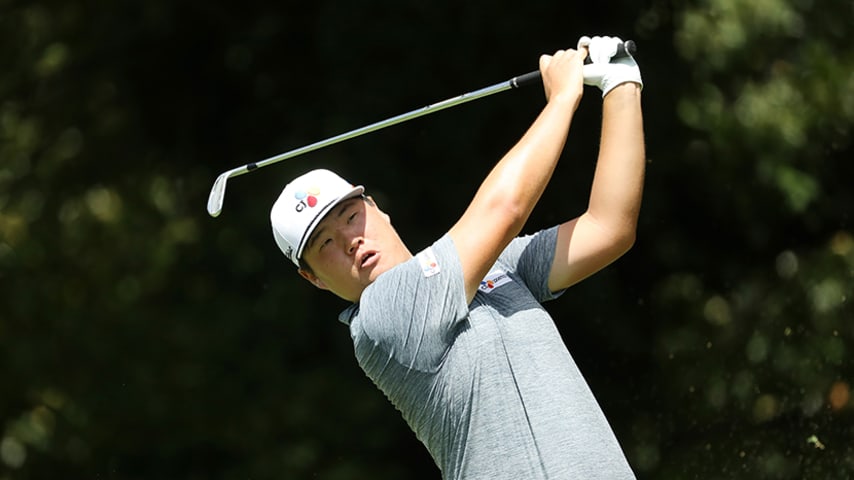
[{"xmin": 339, "ymin": 227, "xmax": 635, "ymax": 479}]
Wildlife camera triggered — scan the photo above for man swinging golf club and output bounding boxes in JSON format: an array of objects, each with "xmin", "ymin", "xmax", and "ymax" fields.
[{"xmin": 270, "ymin": 35, "xmax": 645, "ymax": 479}]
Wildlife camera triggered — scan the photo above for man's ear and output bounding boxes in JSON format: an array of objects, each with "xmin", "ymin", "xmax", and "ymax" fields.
[{"xmin": 298, "ymin": 268, "xmax": 329, "ymax": 290}]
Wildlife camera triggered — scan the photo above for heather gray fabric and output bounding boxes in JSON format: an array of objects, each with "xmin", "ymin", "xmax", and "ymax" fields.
[{"xmin": 339, "ymin": 227, "xmax": 635, "ymax": 479}]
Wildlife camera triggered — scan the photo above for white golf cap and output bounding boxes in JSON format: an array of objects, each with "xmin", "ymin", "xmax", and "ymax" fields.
[{"xmin": 271, "ymin": 169, "xmax": 364, "ymax": 266}]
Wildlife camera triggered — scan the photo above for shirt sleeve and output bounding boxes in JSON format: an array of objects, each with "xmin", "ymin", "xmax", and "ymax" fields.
[{"xmin": 493, "ymin": 225, "xmax": 565, "ymax": 303}]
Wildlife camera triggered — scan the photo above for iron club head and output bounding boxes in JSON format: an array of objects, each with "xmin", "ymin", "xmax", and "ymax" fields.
[{"xmin": 207, "ymin": 172, "xmax": 230, "ymax": 217}]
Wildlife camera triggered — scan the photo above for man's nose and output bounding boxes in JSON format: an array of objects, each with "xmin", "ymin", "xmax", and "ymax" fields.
[{"xmin": 347, "ymin": 237, "xmax": 364, "ymax": 255}]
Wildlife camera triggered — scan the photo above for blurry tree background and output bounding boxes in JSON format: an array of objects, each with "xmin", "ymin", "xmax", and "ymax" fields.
[{"xmin": 1, "ymin": 0, "xmax": 852, "ymax": 478}]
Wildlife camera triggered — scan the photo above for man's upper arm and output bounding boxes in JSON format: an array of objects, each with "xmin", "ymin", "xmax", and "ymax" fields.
[{"xmin": 547, "ymin": 213, "xmax": 635, "ymax": 292}]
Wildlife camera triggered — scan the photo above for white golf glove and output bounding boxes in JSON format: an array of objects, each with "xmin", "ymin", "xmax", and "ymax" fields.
[{"xmin": 579, "ymin": 35, "xmax": 643, "ymax": 97}]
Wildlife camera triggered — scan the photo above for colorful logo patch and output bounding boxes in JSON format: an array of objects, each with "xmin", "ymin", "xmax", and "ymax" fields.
[
  {"xmin": 478, "ymin": 270, "xmax": 511, "ymax": 293},
  {"xmin": 417, "ymin": 248, "xmax": 441, "ymax": 278},
  {"xmin": 294, "ymin": 186, "xmax": 320, "ymax": 212}
]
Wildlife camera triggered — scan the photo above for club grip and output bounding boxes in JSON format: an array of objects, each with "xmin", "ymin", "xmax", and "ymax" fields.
[
  {"xmin": 585, "ymin": 40, "xmax": 636, "ymax": 65},
  {"xmin": 509, "ymin": 40, "xmax": 637, "ymax": 89}
]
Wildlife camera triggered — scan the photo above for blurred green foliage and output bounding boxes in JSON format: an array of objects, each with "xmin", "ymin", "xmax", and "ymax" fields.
[{"xmin": 1, "ymin": 0, "xmax": 852, "ymax": 478}]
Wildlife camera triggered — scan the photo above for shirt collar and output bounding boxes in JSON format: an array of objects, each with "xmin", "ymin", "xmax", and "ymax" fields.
[{"xmin": 338, "ymin": 303, "xmax": 359, "ymax": 325}]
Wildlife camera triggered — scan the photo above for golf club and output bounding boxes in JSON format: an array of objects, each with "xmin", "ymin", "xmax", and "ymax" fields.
[{"xmin": 207, "ymin": 40, "xmax": 636, "ymax": 217}]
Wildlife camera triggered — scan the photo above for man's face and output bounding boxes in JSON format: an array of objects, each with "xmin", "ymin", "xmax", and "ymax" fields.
[{"xmin": 298, "ymin": 196, "xmax": 410, "ymax": 301}]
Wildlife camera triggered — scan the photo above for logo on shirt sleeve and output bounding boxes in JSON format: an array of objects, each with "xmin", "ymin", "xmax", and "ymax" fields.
[
  {"xmin": 478, "ymin": 270, "xmax": 512, "ymax": 293},
  {"xmin": 417, "ymin": 247, "xmax": 441, "ymax": 278}
]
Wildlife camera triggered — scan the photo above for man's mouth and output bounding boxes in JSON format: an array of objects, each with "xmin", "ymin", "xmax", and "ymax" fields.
[{"xmin": 360, "ymin": 252, "xmax": 377, "ymax": 268}]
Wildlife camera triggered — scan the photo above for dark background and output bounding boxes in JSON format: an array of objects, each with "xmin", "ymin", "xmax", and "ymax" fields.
[{"xmin": 2, "ymin": 0, "xmax": 853, "ymax": 478}]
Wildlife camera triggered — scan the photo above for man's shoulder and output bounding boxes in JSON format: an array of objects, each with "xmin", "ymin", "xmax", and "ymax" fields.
[
  {"xmin": 372, "ymin": 234, "xmax": 459, "ymax": 290},
  {"xmin": 343, "ymin": 234, "xmax": 467, "ymax": 329}
]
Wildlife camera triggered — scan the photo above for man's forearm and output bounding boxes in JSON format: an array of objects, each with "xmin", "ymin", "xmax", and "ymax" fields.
[{"xmin": 586, "ymin": 83, "xmax": 645, "ymax": 236}]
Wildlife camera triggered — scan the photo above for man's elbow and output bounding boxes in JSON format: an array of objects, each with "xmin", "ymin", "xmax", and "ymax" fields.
[
  {"xmin": 489, "ymin": 196, "xmax": 530, "ymax": 233},
  {"xmin": 610, "ymin": 225, "xmax": 637, "ymax": 258},
  {"xmin": 580, "ymin": 212, "xmax": 638, "ymax": 257}
]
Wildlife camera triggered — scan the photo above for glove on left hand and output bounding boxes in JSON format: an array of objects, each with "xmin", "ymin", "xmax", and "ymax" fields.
[{"xmin": 579, "ymin": 35, "xmax": 643, "ymax": 97}]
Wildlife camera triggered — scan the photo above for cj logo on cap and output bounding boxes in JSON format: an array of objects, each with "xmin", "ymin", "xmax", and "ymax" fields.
[{"xmin": 294, "ymin": 187, "xmax": 320, "ymax": 212}]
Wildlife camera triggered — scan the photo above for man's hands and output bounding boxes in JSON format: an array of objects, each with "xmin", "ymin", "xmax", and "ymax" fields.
[
  {"xmin": 578, "ymin": 35, "xmax": 643, "ymax": 98},
  {"xmin": 539, "ymin": 48, "xmax": 586, "ymax": 108}
]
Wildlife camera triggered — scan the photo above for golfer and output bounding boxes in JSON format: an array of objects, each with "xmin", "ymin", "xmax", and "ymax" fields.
[{"xmin": 271, "ymin": 35, "xmax": 644, "ymax": 479}]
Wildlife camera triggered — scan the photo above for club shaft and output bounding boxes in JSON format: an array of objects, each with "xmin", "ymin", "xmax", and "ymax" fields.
[
  {"xmin": 206, "ymin": 71, "xmax": 540, "ymax": 217},
  {"xmin": 228, "ymin": 40, "xmax": 635, "ymax": 179},
  {"xmin": 233, "ymin": 73, "xmax": 538, "ymax": 178}
]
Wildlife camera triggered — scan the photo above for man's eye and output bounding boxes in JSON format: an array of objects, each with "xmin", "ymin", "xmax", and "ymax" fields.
[
  {"xmin": 348, "ymin": 212, "xmax": 357, "ymax": 223},
  {"xmin": 319, "ymin": 238, "xmax": 332, "ymax": 250}
]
